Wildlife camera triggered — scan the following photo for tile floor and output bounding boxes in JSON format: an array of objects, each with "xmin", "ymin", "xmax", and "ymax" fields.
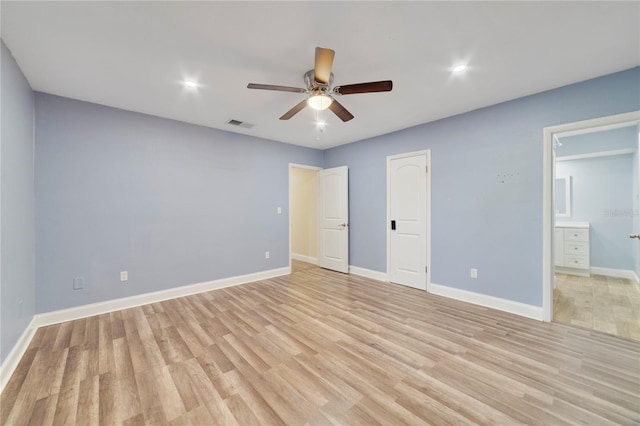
[{"xmin": 554, "ymin": 273, "xmax": 640, "ymax": 341}]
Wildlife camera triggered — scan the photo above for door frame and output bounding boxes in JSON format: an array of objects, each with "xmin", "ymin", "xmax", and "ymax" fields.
[
  {"xmin": 386, "ymin": 150, "xmax": 432, "ymax": 291},
  {"xmin": 289, "ymin": 163, "xmax": 322, "ymax": 272},
  {"xmin": 542, "ymin": 110, "xmax": 640, "ymax": 322}
]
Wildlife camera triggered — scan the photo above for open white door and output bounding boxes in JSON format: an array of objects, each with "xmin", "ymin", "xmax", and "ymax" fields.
[
  {"xmin": 388, "ymin": 152, "xmax": 429, "ymax": 290},
  {"xmin": 318, "ymin": 166, "xmax": 349, "ymax": 273}
]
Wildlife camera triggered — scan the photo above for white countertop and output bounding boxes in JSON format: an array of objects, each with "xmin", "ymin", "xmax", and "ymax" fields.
[{"xmin": 555, "ymin": 221, "xmax": 590, "ymax": 228}]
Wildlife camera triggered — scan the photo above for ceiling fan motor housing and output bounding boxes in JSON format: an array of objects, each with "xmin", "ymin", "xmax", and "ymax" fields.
[{"xmin": 305, "ymin": 69, "xmax": 334, "ymax": 91}]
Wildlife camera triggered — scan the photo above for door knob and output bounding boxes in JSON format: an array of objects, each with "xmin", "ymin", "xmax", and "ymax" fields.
[
  {"xmin": 339, "ymin": 223, "xmax": 348, "ymax": 228},
  {"xmin": 630, "ymin": 234, "xmax": 640, "ymax": 239}
]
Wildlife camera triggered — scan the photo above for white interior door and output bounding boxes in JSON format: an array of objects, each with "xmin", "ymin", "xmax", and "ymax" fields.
[
  {"xmin": 318, "ymin": 166, "xmax": 349, "ymax": 273},
  {"xmin": 388, "ymin": 153, "xmax": 429, "ymax": 289}
]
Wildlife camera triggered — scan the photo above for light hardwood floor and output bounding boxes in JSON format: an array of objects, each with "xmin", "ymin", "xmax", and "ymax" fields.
[
  {"xmin": 2, "ymin": 261, "xmax": 639, "ymax": 425},
  {"xmin": 554, "ymin": 273, "xmax": 640, "ymax": 341}
]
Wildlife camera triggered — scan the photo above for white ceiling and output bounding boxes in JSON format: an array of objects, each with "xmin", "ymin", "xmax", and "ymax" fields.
[{"xmin": 2, "ymin": 1, "xmax": 638, "ymax": 149}]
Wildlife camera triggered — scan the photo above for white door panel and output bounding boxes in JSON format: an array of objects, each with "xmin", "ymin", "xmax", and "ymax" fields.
[
  {"xmin": 318, "ymin": 166, "xmax": 349, "ymax": 273},
  {"xmin": 396, "ymin": 234, "xmax": 421, "ymax": 273},
  {"xmin": 322, "ymin": 175, "xmax": 343, "ymax": 218},
  {"xmin": 322, "ymin": 229, "xmax": 343, "ymax": 260},
  {"xmin": 389, "ymin": 153, "xmax": 429, "ymax": 289}
]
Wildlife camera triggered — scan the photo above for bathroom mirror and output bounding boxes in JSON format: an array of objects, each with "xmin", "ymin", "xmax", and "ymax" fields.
[{"xmin": 555, "ymin": 176, "xmax": 571, "ymax": 217}]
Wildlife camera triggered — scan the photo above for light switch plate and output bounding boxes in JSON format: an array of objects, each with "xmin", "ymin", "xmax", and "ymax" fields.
[{"xmin": 120, "ymin": 271, "xmax": 128, "ymax": 282}]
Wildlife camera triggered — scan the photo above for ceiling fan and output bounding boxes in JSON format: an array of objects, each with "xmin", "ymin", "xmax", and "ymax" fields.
[{"xmin": 247, "ymin": 47, "xmax": 393, "ymax": 122}]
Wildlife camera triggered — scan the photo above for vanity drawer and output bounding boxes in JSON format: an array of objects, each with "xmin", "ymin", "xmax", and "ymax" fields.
[
  {"xmin": 564, "ymin": 242, "xmax": 588, "ymax": 256},
  {"xmin": 564, "ymin": 229, "xmax": 589, "ymax": 242},
  {"xmin": 564, "ymin": 255, "xmax": 588, "ymax": 269}
]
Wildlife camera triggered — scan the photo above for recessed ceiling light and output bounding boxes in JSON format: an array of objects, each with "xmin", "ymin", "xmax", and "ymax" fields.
[
  {"xmin": 183, "ymin": 80, "xmax": 199, "ymax": 89},
  {"xmin": 452, "ymin": 63, "xmax": 468, "ymax": 73}
]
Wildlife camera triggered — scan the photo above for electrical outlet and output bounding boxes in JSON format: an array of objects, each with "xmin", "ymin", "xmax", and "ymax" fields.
[
  {"xmin": 265, "ymin": 251, "xmax": 270, "ymax": 259},
  {"xmin": 120, "ymin": 271, "xmax": 128, "ymax": 282},
  {"xmin": 470, "ymin": 268, "xmax": 478, "ymax": 279},
  {"xmin": 73, "ymin": 277, "xmax": 84, "ymax": 290},
  {"xmin": 277, "ymin": 207, "xmax": 282, "ymax": 214}
]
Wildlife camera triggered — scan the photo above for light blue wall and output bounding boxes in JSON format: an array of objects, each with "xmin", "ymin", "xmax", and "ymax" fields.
[
  {"xmin": 35, "ymin": 93, "xmax": 323, "ymax": 313},
  {"xmin": 324, "ymin": 67, "xmax": 640, "ymax": 306},
  {"xmin": 557, "ymin": 155, "xmax": 635, "ymax": 270},
  {"xmin": 556, "ymin": 126, "xmax": 636, "ymax": 156},
  {"xmin": 21, "ymin": 66, "xmax": 640, "ymax": 316},
  {"xmin": 1, "ymin": 40, "xmax": 35, "ymax": 364}
]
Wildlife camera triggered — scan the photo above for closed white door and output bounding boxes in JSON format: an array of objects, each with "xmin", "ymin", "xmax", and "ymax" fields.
[
  {"xmin": 318, "ymin": 166, "xmax": 349, "ymax": 273},
  {"xmin": 388, "ymin": 153, "xmax": 428, "ymax": 289}
]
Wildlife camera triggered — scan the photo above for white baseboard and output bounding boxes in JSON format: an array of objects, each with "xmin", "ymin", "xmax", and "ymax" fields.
[
  {"xmin": 349, "ymin": 265, "xmax": 387, "ymax": 282},
  {"xmin": 347, "ymin": 271, "xmax": 543, "ymax": 321},
  {"xmin": 632, "ymin": 271, "xmax": 640, "ymax": 286},
  {"xmin": 555, "ymin": 266, "xmax": 590, "ymax": 277},
  {"xmin": 291, "ymin": 253, "xmax": 318, "ymax": 264},
  {"xmin": 33, "ymin": 266, "xmax": 291, "ymax": 329},
  {"xmin": 590, "ymin": 266, "xmax": 639, "ymax": 283},
  {"xmin": 0, "ymin": 317, "xmax": 38, "ymax": 393},
  {"xmin": 430, "ymin": 283, "xmax": 543, "ymax": 321},
  {"xmin": 0, "ymin": 266, "xmax": 290, "ymax": 393}
]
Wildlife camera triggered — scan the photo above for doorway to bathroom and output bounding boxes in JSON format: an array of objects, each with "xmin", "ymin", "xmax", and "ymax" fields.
[{"xmin": 545, "ymin": 112, "xmax": 640, "ymax": 340}]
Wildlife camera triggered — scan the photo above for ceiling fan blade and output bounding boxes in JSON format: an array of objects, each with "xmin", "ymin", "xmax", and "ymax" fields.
[
  {"xmin": 314, "ymin": 47, "xmax": 335, "ymax": 85},
  {"xmin": 247, "ymin": 83, "xmax": 306, "ymax": 93},
  {"xmin": 334, "ymin": 80, "xmax": 393, "ymax": 95},
  {"xmin": 279, "ymin": 99, "xmax": 308, "ymax": 120},
  {"xmin": 328, "ymin": 98, "xmax": 354, "ymax": 122}
]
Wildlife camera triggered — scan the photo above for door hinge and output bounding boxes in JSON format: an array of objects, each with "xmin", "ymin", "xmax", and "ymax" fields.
[
  {"xmin": 425, "ymin": 266, "xmax": 428, "ymax": 273},
  {"xmin": 426, "ymin": 165, "xmax": 428, "ymax": 173}
]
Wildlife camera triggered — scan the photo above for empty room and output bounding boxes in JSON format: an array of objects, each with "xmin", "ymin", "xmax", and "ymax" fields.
[{"xmin": 1, "ymin": 1, "xmax": 639, "ymax": 425}]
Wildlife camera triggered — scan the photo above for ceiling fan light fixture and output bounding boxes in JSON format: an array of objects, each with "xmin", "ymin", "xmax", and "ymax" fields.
[{"xmin": 307, "ymin": 94, "xmax": 333, "ymax": 111}]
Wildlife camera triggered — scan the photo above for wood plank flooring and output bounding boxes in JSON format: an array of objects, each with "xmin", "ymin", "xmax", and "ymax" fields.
[{"xmin": 2, "ymin": 260, "xmax": 639, "ymax": 425}]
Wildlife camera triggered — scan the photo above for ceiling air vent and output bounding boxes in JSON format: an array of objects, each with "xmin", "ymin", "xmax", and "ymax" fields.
[{"xmin": 226, "ymin": 119, "xmax": 254, "ymax": 129}]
